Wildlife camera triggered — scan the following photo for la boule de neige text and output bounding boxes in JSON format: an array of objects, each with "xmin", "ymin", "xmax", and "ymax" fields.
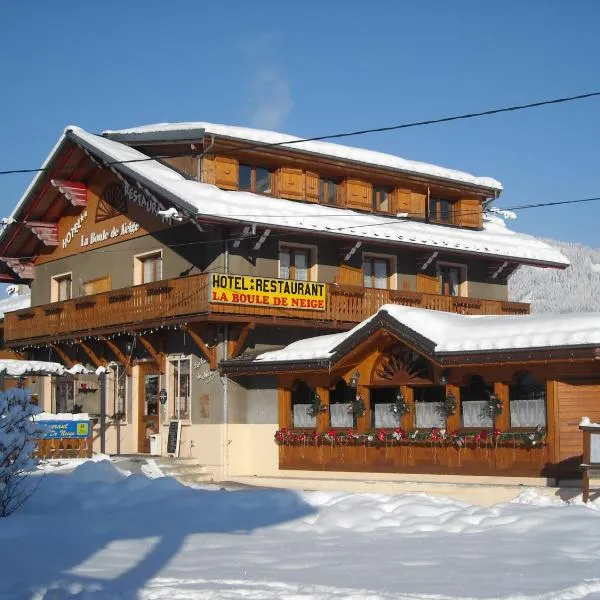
[{"xmin": 210, "ymin": 274, "xmax": 326, "ymax": 310}]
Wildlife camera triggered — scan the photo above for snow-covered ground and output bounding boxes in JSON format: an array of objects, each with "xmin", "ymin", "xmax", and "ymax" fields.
[{"xmin": 2, "ymin": 459, "xmax": 600, "ymax": 600}]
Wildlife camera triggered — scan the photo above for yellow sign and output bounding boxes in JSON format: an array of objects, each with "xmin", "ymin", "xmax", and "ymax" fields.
[
  {"xmin": 76, "ymin": 422, "xmax": 90, "ymax": 436},
  {"xmin": 210, "ymin": 273, "xmax": 327, "ymax": 310}
]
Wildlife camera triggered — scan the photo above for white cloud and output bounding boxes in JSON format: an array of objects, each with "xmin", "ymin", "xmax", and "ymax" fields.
[{"xmin": 248, "ymin": 65, "xmax": 294, "ymax": 131}]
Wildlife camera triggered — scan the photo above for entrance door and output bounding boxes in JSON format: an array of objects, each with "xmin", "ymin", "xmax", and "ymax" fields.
[{"xmin": 138, "ymin": 366, "xmax": 160, "ymax": 453}]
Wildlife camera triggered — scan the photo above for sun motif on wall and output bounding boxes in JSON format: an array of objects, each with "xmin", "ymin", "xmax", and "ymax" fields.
[
  {"xmin": 96, "ymin": 182, "xmax": 126, "ymax": 222},
  {"xmin": 373, "ymin": 348, "xmax": 431, "ymax": 384}
]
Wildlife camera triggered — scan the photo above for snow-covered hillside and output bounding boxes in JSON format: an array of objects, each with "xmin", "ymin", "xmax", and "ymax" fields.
[{"xmin": 510, "ymin": 239, "xmax": 600, "ymax": 313}]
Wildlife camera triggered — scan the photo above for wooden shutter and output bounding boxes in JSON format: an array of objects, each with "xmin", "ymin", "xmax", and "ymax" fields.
[
  {"xmin": 83, "ymin": 276, "xmax": 111, "ymax": 296},
  {"xmin": 410, "ymin": 192, "xmax": 427, "ymax": 220},
  {"xmin": 345, "ymin": 179, "xmax": 373, "ymax": 211},
  {"xmin": 276, "ymin": 167, "xmax": 305, "ymax": 199},
  {"xmin": 335, "ymin": 264, "xmax": 363, "ymax": 286},
  {"xmin": 214, "ymin": 156, "xmax": 238, "ymax": 190},
  {"xmin": 305, "ymin": 171, "xmax": 320, "ymax": 202},
  {"xmin": 416, "ymin": 271, "xmax": 439, "ymax": 294},
  {"xmin": 458, "ymin": 198, "xmax": 483, "ymax": 228},
  {"xmin": 392, "ymin": 189, "xmax": 412, "ymax": 215}
]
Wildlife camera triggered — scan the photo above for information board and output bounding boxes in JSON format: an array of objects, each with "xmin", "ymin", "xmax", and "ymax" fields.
[
  {"xmin": 166, "ymin": 420, "xmax": 182, "ymax": 457},
  {"xmin": 36, "ymin": 420, "xmax": 91, "ymax": 440}
]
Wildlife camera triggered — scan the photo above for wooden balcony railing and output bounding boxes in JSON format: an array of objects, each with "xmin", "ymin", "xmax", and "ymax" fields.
[{"xmin": 3, "ymin": 273, "xmax": 529, "ymax": 344}]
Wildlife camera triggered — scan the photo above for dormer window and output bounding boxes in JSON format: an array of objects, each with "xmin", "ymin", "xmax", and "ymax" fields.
[
  {"xmin": 429, "ymin": 197, "xmax": 454, "ymax": 224},
  {"xmin": 319, "ymin": 178, "xmax": 339, "ymax": 205},
  {"xmin": 239, "ymin": 164, "xmax": 272, "ymax": 194},
  {"xmin": 372, "ymin": 186, "xmax": 393, "ymax": 212}
]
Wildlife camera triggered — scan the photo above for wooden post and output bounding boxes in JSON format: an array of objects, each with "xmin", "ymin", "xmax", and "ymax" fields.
[
  {"xmin": 278, "ymin": 388, "xmax": 291, "ymax": 429},
  {"xmin": 495, "ymin": 382, "xmax": 510, "ymax": 431},
  {"xmin": 316, "ymin": 386, "xmax": 329, "ymax": 433},
  {"xmin": 401, "ymin": 385, "xmax": 414, "ymax": 431},
  {"xmin": 546, "ymin": 380, "xmax": 559, "ymax": 465},
  {"xmin": 583, "ymin": 429, "xmax": 590, "ymax": 503},
  {"xmin": 446, "ymin": 384, "xmax": 461, "ymax": 431},
  {"xmin": 357, "ymin": 385, "xmax": 370, "ymax": 432}
]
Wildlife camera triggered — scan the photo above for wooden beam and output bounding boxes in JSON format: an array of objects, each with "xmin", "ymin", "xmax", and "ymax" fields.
[
  {"xmin": 181, "ymin": 325, "xmax": 216, "ymax": 370},
  {"xmin": 100, "ymin": 337, "xmax": 132, "ymax": 376},
  {"xmin": 77, "ymin": 341, "xmax": 105, "ymax": 368},
  {"xmin": 228, "ymin": 322, "xmax": 255, "ymax": 359},
  {"xmin": 137, "ymin": 335, "xmax": 165, "ymax": 374},
  {"xmin": 50, "ymin": 343, "xmax": 74, "ymax": 368}
]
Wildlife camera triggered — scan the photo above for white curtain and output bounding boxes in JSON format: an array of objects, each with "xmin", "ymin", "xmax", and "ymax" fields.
[
  {"xmin": 374, "ymin": 403, "xmax": 400, "ymax": 428},
  {"xmin": 295, "ymin": 251, "xmax": 308, "ymax": 281},
  {"xmin": 463, "ymin": 400, "xmax": 493, "ymax": 428},
  {"xmin": 448, "ymin": 268, "xmax": 459, "ymax": 296},
  {"xmin": 510, "ymin": 399, "xmax": 546, "ymax": 427},
  {"xmin": 415, "ymin": 402, "xmax": 445, "ymax": 428},
  {"xmin": 330, "ymin": 403, "xmax": 353, "ymax": 428},
  {"xmin": 293, "ymin": 404, "xmax": 316, "ymax": 428},
  {"xmin": 279, "ymin": 250, "xmax": 290, "ymax": 279},
  {"xmin": 374, "ymin": 259, "xmax": 388, "ymax": 289}
]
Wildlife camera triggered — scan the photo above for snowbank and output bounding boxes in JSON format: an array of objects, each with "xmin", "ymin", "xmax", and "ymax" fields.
[{"xmin": 34, "ymin": 412, "xmax": 90, "ymax": 421}]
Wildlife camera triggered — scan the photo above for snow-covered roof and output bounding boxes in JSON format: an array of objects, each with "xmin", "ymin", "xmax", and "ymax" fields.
[
  {"xmin": 104, "ymin": 122, "xmax": 504, "ymax": 192},
  {"xmin": 66, "ymin": 127, "xmax": 568, "ymax": 268},
  {"xmin": 0, "ymin": 292, "xmax": 30, "ymax": 319},
  {"xmin": 0, "ymin": 359, "xmax": 91, "ymax": 377},
  {"xmin": 254, "ymin": 305, "xmax": 600, "ymax": 364}
]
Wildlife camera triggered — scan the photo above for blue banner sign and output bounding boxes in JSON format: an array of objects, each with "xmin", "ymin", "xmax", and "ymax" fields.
[{"xmin": 37, "ymin": 420, "xmax": 91, "ymax": 439}]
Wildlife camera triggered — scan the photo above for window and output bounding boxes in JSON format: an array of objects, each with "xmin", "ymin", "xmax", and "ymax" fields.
[
  {"xmin": 239, "ymin": 164, "xmax": 273, "ymax": 194},
  {"xmin": 170, "ymin": 357, "xmax": 191, "ymax": 420},
  {"xmin": 52, "ymin": 273, "xmax": 72, "ymax": 302},
  {"xmin": 371, "ymin": 388, "xmax": 401, "ymax": 428},
  {"xmin": 113, "ymin": 364, "xmax": 128, "ymax": 420},
  {"xmin": 319, "ymin": 178, "xmax": 339, "ymax": 205},
  {"xmin": 509, "ymin": 372, "xmax": 546, "ymax": 428},
  {"xmin": 461, "ymin": 375, "xmax": 494, "ymax": 428},
  {"xmin": 363, "ymin": 256, "xmax": 391, "ymax": 289},
  {"xmin": 135, "ymin": 251, "xmax": 163, "ymax": 285},
  {"xmin": 329, "ymin": 380, "xmax": 354, "ymax": 428},
  {"xmin": 414, "ymin": 386, "xmax": 446, "ymax": 428},
  {"xmin": 372, "ymin": 186, "xmax": 393, "ymax": 212},
  {"xmin": 54, "ymin": 379, "xmax": 74, "ymax": 413},
  {"xmin": 291, "ymin": 381, "xmax": 316, "ymax": 428},
  {"xmin": 439, "ymin": 264, "xmax": 463, "ymax": 296},
  {"xmin": 429, "ymin": 197, "xmax": 454, "ymax": 224},
  {"xmin": 279, "ymin": 246, "xmax": 312, "ymax": 281}
]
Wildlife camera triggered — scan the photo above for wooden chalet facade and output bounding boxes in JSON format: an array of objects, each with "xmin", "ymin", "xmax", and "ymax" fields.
[{"xmin": 0, "ymin": 121, "xmax": 595, "ymax": 480}]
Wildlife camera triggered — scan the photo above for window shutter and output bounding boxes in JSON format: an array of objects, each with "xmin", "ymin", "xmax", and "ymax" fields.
[
  {"xmin": 392, "ymin": 189, "xmax": 412, "ymax": 215},
  {"xmin": 305, "ymin": 171, "xmax": 320, "ymax": 203},
  {"xmin": 335, "ymin": 264, "xmax": 363, "ymax": 286},
  {"xmin": 336, "ymin": 180, "xmax": 347, "ymax": 208},
  {"xmin": 410, "ymin": 192, "xmax": 427, "ymax": 220},
  {"xmin": 345, "ymin": 180, "xmax": 373, "ymax": 211},
  {"xmin": 214, "ymin": 156, "xmax": 238, "ymax": 190},
  {"xmin": 277, "ymin": 168, "xmax": 305, "ymax": 199},
  {"xmin": 458, "ymin": 198, "xmax": 483, "ymax": 228}
]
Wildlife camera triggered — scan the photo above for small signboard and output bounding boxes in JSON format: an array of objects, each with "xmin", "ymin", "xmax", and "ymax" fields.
[
  {"xmin": 159, "ymin": 389, "xmax": 168, "ymax": 404},
  {"xmin": 166, "ymin": 420, "xmax": 182, "ymax": 457},
  {"xmin": 210, "ymin": 273, "xmax": 326, "ymax": 311},
  {"xmin": 36, "ymin": 420, "xmax": 91, "ymax": 440}
]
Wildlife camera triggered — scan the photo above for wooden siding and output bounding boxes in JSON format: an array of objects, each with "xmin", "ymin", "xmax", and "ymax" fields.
[{"xmin": 4, "ymin": 273, "xmax": 530, "ymax": 344}]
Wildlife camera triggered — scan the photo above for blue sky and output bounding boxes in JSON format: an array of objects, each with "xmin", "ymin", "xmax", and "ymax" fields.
[{"xmin": 0, "ymin": 0, "xmax": 598, "ymax": 246}]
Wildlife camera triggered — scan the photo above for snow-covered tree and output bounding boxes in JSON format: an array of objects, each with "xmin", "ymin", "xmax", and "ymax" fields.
[{"xmin": 0, "ymin": 387, "xmax": 44, "ymax": 516}]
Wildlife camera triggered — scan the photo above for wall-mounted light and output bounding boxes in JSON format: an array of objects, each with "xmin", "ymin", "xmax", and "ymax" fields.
[
  {"xmin": 349, "ymin": 371, "xmax": 360, "ymax": 388},
  {"xmin": 439, "ymin": 370, "xmax": 450, "ymax": 386}
]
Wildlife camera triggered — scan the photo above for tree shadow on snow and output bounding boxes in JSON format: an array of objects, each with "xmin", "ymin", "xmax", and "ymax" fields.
[{"xmin": 0, "ymin": 462, "xmax": 315, "ymax": 599}]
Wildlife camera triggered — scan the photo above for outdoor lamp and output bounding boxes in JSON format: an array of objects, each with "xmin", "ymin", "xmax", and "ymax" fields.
[{"xmin": 349, "ymin": 371, "xmax": 360, "ymax": 388}]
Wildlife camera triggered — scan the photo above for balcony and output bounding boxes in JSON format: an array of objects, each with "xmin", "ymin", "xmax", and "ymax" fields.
[{"xmin": 3, "ymin": 273, "xmax": 529, "ymax": 345}]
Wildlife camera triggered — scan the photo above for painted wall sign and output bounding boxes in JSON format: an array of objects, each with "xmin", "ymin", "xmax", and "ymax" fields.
[
  {"xmin": 210, "ymin": 273, "xmax": 327, "ymax": 310},
  {"xmin": 36, "ymin": 420, "xmax": 91, "ymax": 439},
  {"xmin": 80, "ymin": 221, "xmax": 140, "ymax": 247},
  {"xmin": 123, "ymin": 181, "xmax": 167, "ymax": 217},
  {"xmin": 61, "ymin": 210, "xmax": 88, "ymax": 248}
]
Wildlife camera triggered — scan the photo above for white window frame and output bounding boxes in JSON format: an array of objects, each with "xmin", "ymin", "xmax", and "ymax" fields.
[
  {"xmin": 278, "ymin": 242, "xmax": 318, "ymax": 281},
  {"xmin": 134, "ymin": 250, "xmax": 163, "ymax": 285},
  {"xmin": 51, "ymin": 271, "xmax": 73, "ymax": 302},
  {"xmin": 362, "ymin": 252, "xmax": 397, "ymax": 290},
  {"xmin": 168, "ymin": 354, "xmax": 192, "ymax": 422},
  {"xmin": 437, "ymin": 261, "xmax": 468, "ymax": 297}
]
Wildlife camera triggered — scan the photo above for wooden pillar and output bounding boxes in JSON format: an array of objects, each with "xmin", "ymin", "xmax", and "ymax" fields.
[
  {"xmin": 278, "ymin": 388, "xmax": 291, "ymax": 429},
  {"xmin": 356, "ymin": 385, "xmax": 370, "ymax": 432},
  {"xmin": 495, "ymin": 382, "xmax": 510, "ymax": 430},
  {"xmin": 401, "ymin": 385, "xmax": 414, "ymax": 431},
  {"xmin": 547, "ymin": 380, "xmax": 559, "ymax": 465},
  {"xmin": 316, "ymin": 386, "xmax": 330, "ymax": 433},
  {"xmin": 446, "ymin": 384, "xmax": 461, "ymax": 431},
  {"xmin": 582, "ymin": 430, "xmax": 591, "ymax": 503}
]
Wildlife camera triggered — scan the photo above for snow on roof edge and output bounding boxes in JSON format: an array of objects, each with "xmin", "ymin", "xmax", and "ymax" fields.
[{"xmin": 103, "ymin": 121, "xmax": 503, "ymax": 192}]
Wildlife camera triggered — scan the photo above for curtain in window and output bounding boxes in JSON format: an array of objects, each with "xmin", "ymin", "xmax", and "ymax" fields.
[
  {"xmin": 462, "ymin": 400, "xmax": 493, "ymax": 427},
  {"xmin": 363, "ymin": 260, "xmax": 372, "ymax": 287},
  {"xmin": 330, "ymin": 403, "xmax": 353, "ymax": 428},
  {"xmin": 279, "ymin": 250, "xmax": 290, "ymax": 279},
  {"xmin": 447, "ymin": 268, "xmax": 459, "ymax": 296},
  {"xmin": 510, "ymin": 399, "xmax": 546, "ymax": 427},
  {"xmin": 292, "ymin": 404, "xmax": 316, "ymax": 428},
  {"xmin": 295, "ymin": 251, "xmax": 308, "ymax": 281},
  {"xmin": 415, "ymin": 402, "xmax": 445, "ymax": 428},
  {"xmin": 373, "ymin": 403, "xmax": 400, "ymax": 428},
  {"xmin": 373, "ymin": 259, "xmax": 388, "ymax": 289}
]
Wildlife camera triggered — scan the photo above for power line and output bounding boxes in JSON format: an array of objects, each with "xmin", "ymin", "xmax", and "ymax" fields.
[{"xmin": 1, "ymin": 90, "xmax": 599, "ymax": 177}]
